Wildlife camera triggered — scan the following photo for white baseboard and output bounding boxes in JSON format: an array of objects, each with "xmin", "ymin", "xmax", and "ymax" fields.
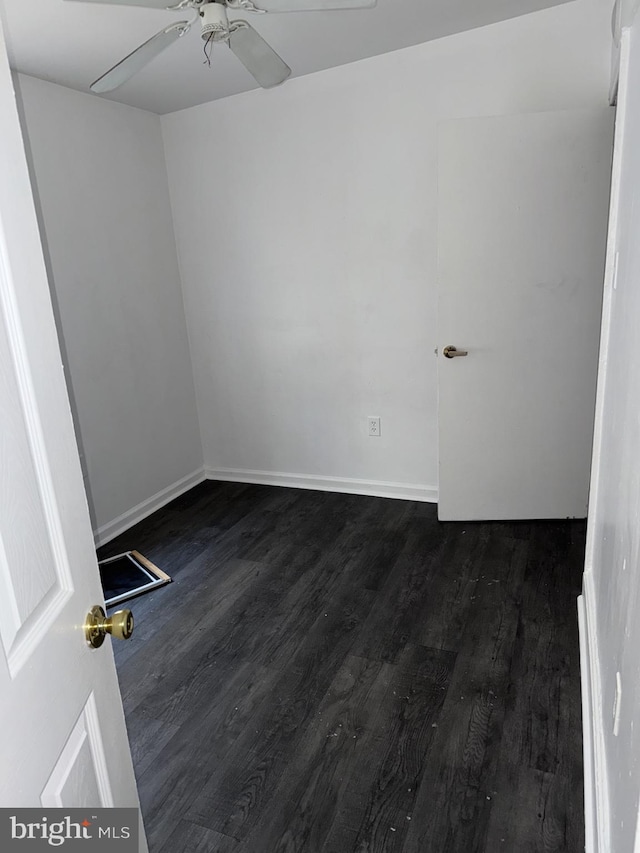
[
  {"xmin": 93, "ymin": 467, "xmax": 206, "ymax": 547},
  {"xmin": 578, "ymin": 575, "xmax": 610, "ymax": 853},
  {"xmin": 205, "ymin": 467, "xmax": 438, "ymax": 503},
  {"xmin": 93, "ymin": 466, "xmax": 436, "ymax": 548}
]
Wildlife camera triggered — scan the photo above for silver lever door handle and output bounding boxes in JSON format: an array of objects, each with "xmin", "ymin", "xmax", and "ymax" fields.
[{"xmin": 443, "ymin": 345, "xmax": 468, "ymax": 359}]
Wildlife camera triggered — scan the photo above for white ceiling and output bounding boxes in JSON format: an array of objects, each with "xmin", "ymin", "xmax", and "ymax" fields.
[{"xmin": 1, "ymin": 0, "xmax": 574, "ymax": 114}]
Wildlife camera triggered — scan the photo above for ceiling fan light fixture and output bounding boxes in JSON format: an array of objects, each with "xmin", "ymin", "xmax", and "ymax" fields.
[
  {"xmin": 71, "ymin": 0, "xmax": 377, "ymax": 95},
  {"xmin": 200, "ymin": 2, "xmax": 231, "ymax": 40}
]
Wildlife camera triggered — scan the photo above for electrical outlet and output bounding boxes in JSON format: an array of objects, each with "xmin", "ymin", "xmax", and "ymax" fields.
[
  {"xmin": 613, "ymin": 672, "xmax": 622, "ymax": 737},
  {"xmin": 368, "ymin": 416, "xmax": 381, "ymax": 437}
]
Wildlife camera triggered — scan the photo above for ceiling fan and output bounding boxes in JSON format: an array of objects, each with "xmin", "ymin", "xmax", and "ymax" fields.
[{"xmin": 64, "ymin": 0, "xmax": 378, "ymax": 93}]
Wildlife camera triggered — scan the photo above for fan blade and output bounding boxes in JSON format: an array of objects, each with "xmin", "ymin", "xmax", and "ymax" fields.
[
  {"xmin": 65, "ymin": 0, "xmax": 178, "ymax": 8},
  {"xmin": 228, "ymin": 22, "xmax": 291, "ymax": 88},
  {"xmin": 246, "ymin": 0, "xmax": 376, "ymax": 11},
  {"xmin": 91, "ymin": 21, "xmax": 190, "ymax": 93}
]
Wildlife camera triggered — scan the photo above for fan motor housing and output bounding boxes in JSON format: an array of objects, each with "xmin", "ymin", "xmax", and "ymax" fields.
[{"xmin": 200, "ymin": 2, "xmax": 231, "ymax": 40}]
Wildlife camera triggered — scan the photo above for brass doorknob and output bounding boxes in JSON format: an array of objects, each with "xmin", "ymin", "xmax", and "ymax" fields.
[
  {"xmin": 443, "ymin": 345, "xmax": 468, "ymax": 359},
  {"xmin": 84, "ymin": 605, "xmax": 134, "ymax": 649}
]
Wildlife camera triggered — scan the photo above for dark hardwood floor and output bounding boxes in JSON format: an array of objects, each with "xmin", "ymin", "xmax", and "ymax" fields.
[{"xmin": 99, "ymin": 481, "xmax": 585, "ymax": 853}]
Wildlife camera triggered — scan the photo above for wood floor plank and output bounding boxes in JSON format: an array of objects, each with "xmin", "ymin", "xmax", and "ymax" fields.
[
  {"xmin": 107, "ymin": 486, "xmax": 292, "ymax": 668},
  {"xmin": 115, "ymin": 558, "xmax": 268, "ymax": 714},
  {"xmin": 347, "ymin": 647, "xmax": 456, "ymax": 853},
  {"xmin": 136, "ymin": 660, "xmax": 280, "ymax": 849},
  {"xmin": 184, "ymin": 579, "xmax": 377, "ymax": 840},
  {"xmin": 135, "ymin": 508, "xmax": 389, "ymax": 727},
  {"xmin": 237, "ymin": 654, "xmax": 389, "ymax": 853},
  {"xmin": 483, "ymin": 765, "xmax": 575, "ymax": 853},
  {"xmin": 235, "ymin": 645, "xmax": 455, "ymax": 853},
  {"xmin": 158, "ymin": 820, "xmax": 238, "ymax": 853},
  {"xmin": 412, "ymin": 522, "xmax": 492, "ymax": 651},
  {"xmin": 123, "ymin": 710, "xmax": 180, "ymax": 778},
  {"xmin": 348, "ymin": 520, "xmax": 448, "ymax": 664},
  {"xmin": 401, "ymin": 535, "xmax": 530, "ymax": 853},
  {"xmin": 107, "ymin": 483, "xmax": 586, "ymax": 853}
]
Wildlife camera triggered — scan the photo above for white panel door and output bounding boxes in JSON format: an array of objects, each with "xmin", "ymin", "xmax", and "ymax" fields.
[
  {"xmin": 437, "ymin": 108, "xmax": 614, "ymax": 521},
  {"xmin": 0, "ymin": 15, "xmax": 144, "ymax": 831}
]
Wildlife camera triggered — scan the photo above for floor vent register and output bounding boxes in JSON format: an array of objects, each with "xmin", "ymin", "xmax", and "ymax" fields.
[{"xmin": 98, "ymin": 550, "xmax": 171, "ymax": 607}]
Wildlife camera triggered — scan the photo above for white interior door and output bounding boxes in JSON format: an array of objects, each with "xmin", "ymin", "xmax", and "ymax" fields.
[
  {"xmin": 437, "ymin": 108, "xmax": 614, "ymax": 521},
  {"xmin": 0, "ymin": 16, "xmax": 144, "ymax": 830}
]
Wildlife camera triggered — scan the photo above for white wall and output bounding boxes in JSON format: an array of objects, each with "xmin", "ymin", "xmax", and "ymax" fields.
[
  {"xmin": 15, "ymin": 75, "xmax": 203, "ymax": 539},
  {"xmin": 583, "ymin": 18, "xmax": 640, "ymax": 853},
  {"xmin": 161, "ymin": 0, "xmax": 612, "ymax": 498}
]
